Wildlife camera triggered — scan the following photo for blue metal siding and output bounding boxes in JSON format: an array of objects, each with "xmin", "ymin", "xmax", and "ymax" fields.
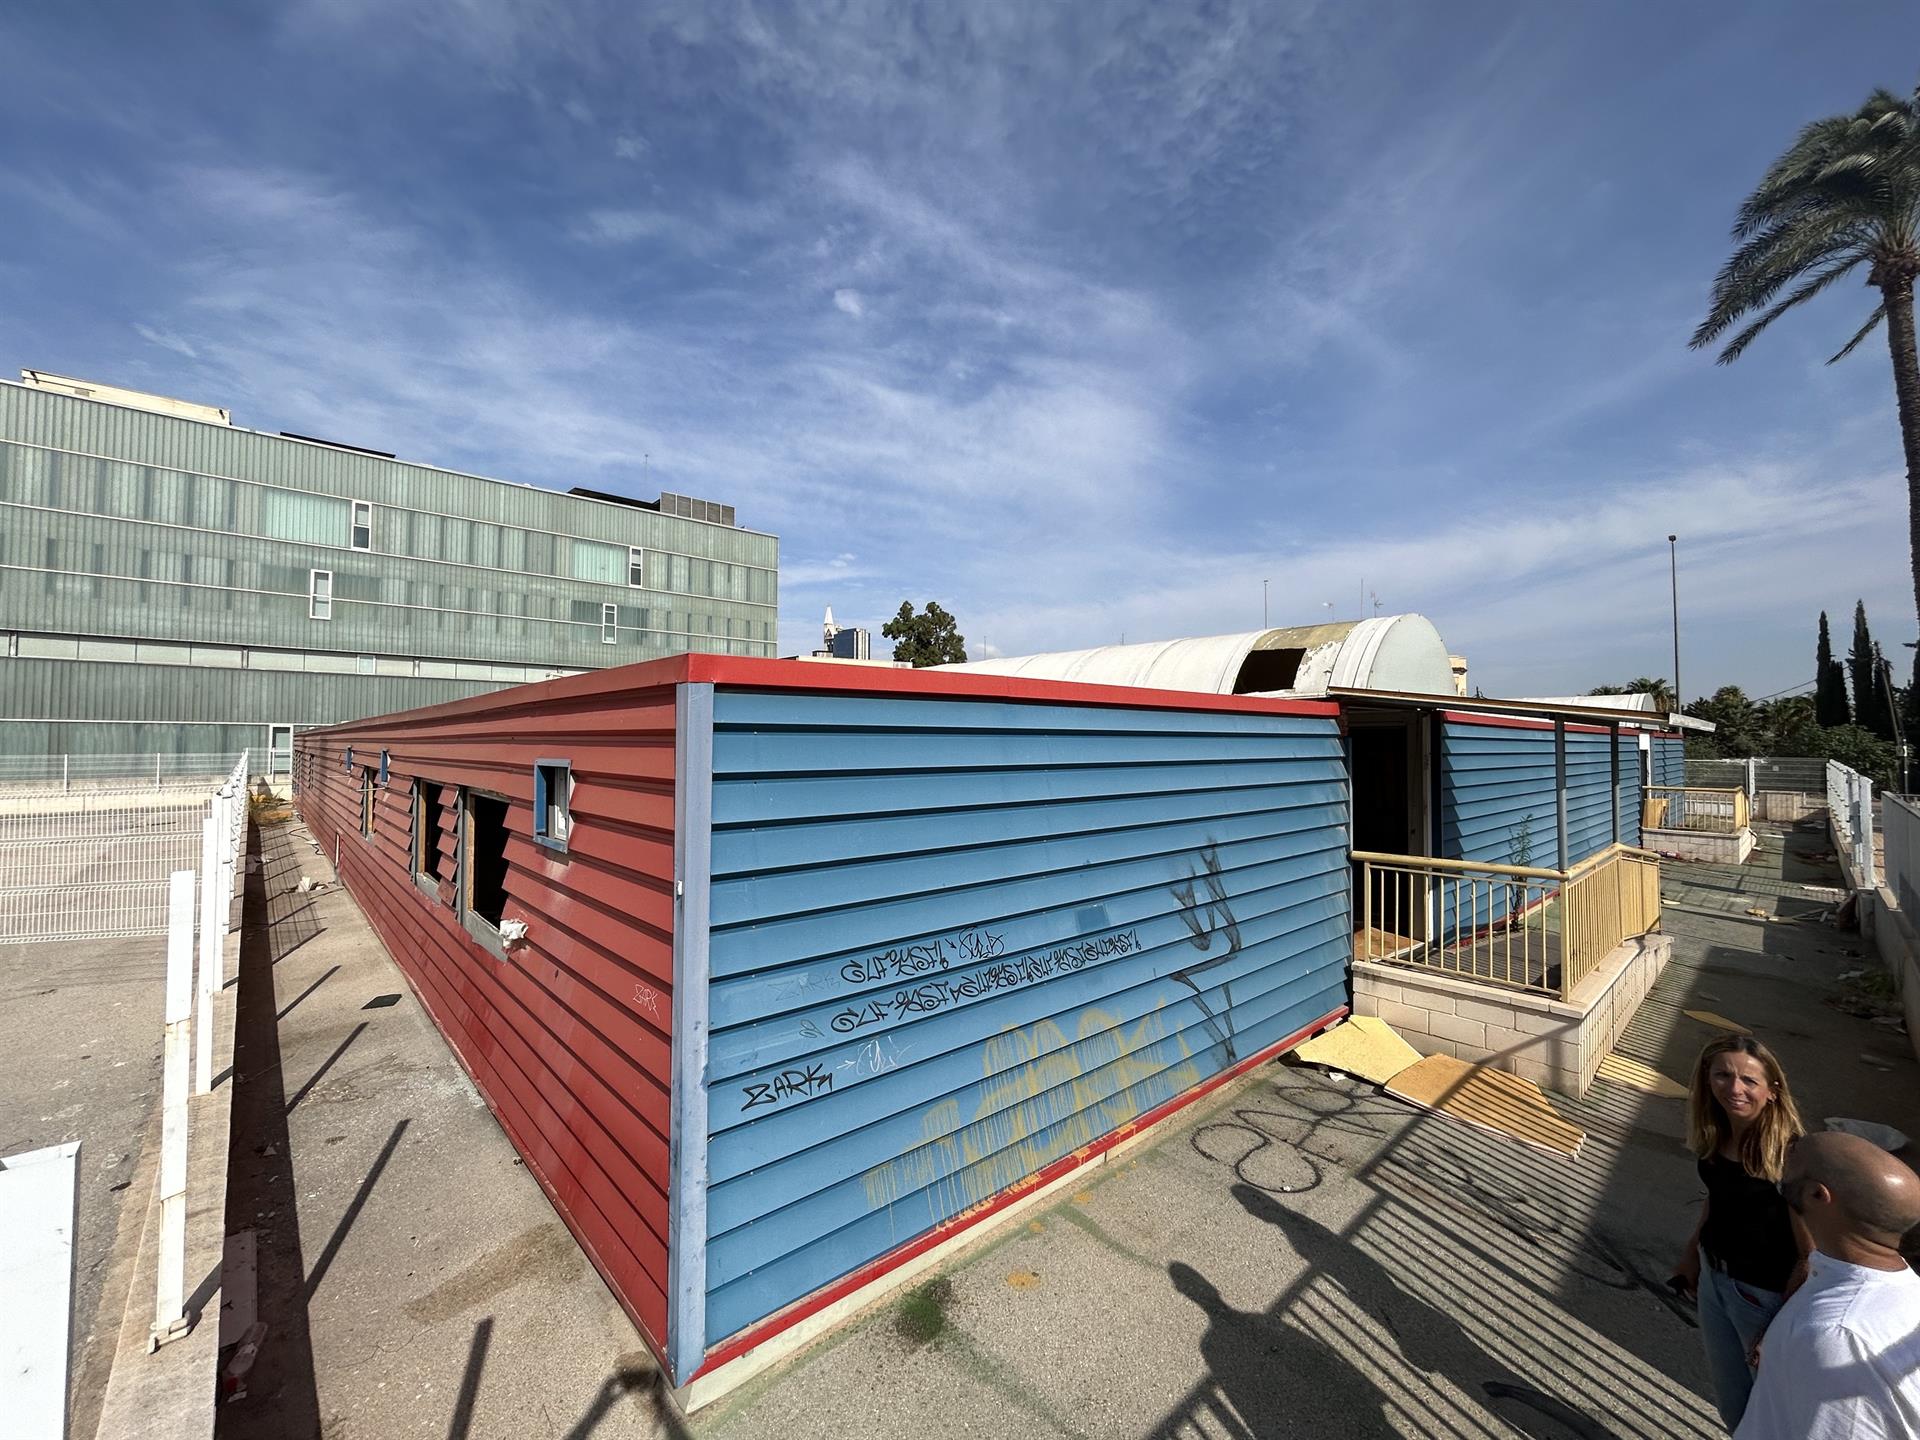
[
  {"xmin": 1654, "ymin": 736, "xmax": 1687, "ymax": 788},
  {"xmin": 1617, "ymin": 731, "xmax": 1642, "ymax": 848},
  {"xmin": 1564, "ymin": 729, "xmax": 1614, "ymax": 864},
  {"xmin": 700, "ymin": 691, "xmax": 1349, "ymax": 1346},
  {"xmin": 1438, "ymin": 721, "xmax": 1559, "ymax": 869}
]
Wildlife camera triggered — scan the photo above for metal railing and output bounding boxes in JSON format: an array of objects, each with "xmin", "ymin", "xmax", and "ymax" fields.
[
  {"xmin": 1354, "ymin": 843, "xmax": 1661, "ymax": 1000},
  {"xmin": 0, "ymin": 752, "xmax": 241, "ymax": 796},
  {"xmin": 1642, "ymin": 785, "xmax": 1749, "ymax": 835},
  {"xmin": 0, "ymin": 753, "xmax": 248, "ymax": 945},
  {"xmin": 1883, "ymin": 794, "xmax": 1920, "ymax": 919},
  {"xmin": 1828, "ymin": 761, "xmax": 1878, "ymax": 888}
]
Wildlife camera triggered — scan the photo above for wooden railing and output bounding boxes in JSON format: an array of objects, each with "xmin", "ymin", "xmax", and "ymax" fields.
[
  {"xmin": 1642, "ymin": 785, "xmax": 1748, "ymax": 835},
  {"xmin": 1353, "ymin": 844, "xmax": 1662, "ymax": 1000}
]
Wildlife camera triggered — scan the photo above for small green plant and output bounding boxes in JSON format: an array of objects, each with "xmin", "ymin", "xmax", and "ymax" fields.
[
  {"xmin": 1507, "ymin": 812, "xmax": 1536, "ymax": 869},
  {"xmin": 895, "ymin": 1275, "xmax": 952, "ymax": 1346}
]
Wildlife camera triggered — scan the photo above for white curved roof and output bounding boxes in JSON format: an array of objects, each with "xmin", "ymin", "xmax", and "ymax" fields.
[{"xmin": 946, "ymin": 613, "xmax": 1456, "ymax": 697}]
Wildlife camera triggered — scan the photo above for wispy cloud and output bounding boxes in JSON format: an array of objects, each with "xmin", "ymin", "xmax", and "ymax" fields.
[
  {"xmin": 831, "ymin": 288, "xmax": 864, "ymax": 318},
  {"xmin": 133, "ymin": 323, "xmax": 198, "ymax": 359}
]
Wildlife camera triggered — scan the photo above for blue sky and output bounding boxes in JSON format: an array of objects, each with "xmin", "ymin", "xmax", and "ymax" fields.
[{"xmin": 4, "ymin": 3, "xmax": 1919, "ymax": 700}]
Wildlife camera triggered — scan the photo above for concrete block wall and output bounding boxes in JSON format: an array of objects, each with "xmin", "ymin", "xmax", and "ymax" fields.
[
  {"xmin": 1352, "ymin": 933, "xmax": 1672, "ymax": 1098},
  {"xmin": 1642, "ymin": 827, "xmax": 1755, "ymax": 865}
]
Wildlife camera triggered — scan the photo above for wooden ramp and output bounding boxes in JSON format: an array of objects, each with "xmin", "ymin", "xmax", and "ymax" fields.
[{"xmin": 1384, "ymin": 1054, "xmax": 1585, "ymax": 1158}]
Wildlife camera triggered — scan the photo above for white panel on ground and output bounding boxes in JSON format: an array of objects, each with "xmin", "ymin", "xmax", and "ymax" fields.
[{"xmin": 0, "ymin": 1141, "xmax": 81, "ymax": 1440}]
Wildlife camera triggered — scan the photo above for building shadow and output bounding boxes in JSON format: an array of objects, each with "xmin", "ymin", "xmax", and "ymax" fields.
[{"xmin": 217, "ymin": 820, "xmax": 322, "ymax": 1440}]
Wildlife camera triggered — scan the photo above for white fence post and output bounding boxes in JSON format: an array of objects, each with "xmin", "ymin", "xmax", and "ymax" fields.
[
  {"xmin": 194, "ymin": 807, "xmax": 220, "ymax": 1096},
  {"xmin": 150, "ymin": 870, "xmax": 195, "ymax": 1348}
]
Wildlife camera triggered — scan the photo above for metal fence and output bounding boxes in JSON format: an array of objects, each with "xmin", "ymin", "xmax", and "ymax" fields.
[
  {"xmin": 1686, "ymin": 757, "xmax": 1829, "ymax": 794},
  {"xmin": 0, "ymin": 753, "xmax": 248, "ymax": 944},
  {"xmin": 1881, "ymin": 794, "xmax": 1920, "ymax": 918},
  {"xmin": 1828, "ymin": 760, "xmax": 1878, "ymax": 888},
  {"xmin": 0, "ymin": 752, "xmax": 241, "ymax": 796},
  {"xmin": 1643, "ymin": 785, "xmax": 1749, "ymax": 835}
]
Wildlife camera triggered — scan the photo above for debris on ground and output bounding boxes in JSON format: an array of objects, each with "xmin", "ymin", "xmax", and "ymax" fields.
[
  {"xmin": 1829, "ymin": 967, "xmax": 1903, "ymax": 1023},
  {"xmin": 1291, "ymin": 1015, "xmax": 1422, "ymax": 1085},
  {"xmin": 1384, "ymin": 1054, "xmax": 1584, "ymax": 1158},
  {"xmin": 1823, "ymin": 1117, "xmax": 1912, "ymax": 1152},
  {"xmin": 1744, "ymin": 906, "xmax": 1770, "ymax": 918},
  {"xmin": 1683, "ymin": 1008, "xmax": 1751, "ymax": 1034},
  {"xmin": 1595, "ymin": 1052, "xmax": 1688, "ymax": 1098}
]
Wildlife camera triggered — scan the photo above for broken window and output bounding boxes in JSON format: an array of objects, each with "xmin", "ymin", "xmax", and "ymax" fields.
[
  {"xmin": 463, "ymin": 790, "xmax": 511, "ymax": 931},
  {"xmin": 360, "ymin": 768, "xmax": 376, "ymax": 838},
  {"xmin": 533, "ymin": 760, "xmax": 572, "ymax": 852},
  {"xmin": 413, "ymin": 781, "xmax": 454, "ymax": 903}
]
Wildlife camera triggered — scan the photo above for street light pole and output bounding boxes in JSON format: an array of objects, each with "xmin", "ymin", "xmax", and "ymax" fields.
[
  {"xmin": 1263, "ymin": 579, "xmax": 1269, "ymax": 630},
  {"xmin": 1668, "ymin": 534, "xmax": 1681, "ymax": 712}
]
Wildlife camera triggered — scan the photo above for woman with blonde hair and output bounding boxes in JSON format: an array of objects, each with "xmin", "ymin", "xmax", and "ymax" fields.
[{"xmin": 1669, "ymin": 1034, "xmax": 1808, "ymax": 1431}]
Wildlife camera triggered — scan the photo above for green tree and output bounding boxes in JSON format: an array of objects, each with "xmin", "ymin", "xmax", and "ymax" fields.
[
  {"xmin": 1690, "ymin": 86, "xmax": 1920, "ymax": 640},
  {"xmin": 883, "ymin": 601, "xmax": 968, "ymax": 667},
  {"xmin": 1815, "ymin": 610, "xmax": 1852, "ymax": 726},
  {"xmin": 1685, "ymin": 686, "xmax": 1763, "ymax": 757},
  {"xmin": 1820, "ymin": 723, "xmax": 1897, "ymax": 788},
  {"xmin": 1850, "ymin": 602, "xmax": 1894, "ymax": 739},
  {"xmin": 1759, "ymin": 694, "xmax": 1825, "ymax": 755}
]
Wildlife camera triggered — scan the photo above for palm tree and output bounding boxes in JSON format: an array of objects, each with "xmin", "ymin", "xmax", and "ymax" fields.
[{"xmin": 1691, "ymin": 86, "xmax": 1920, "ymax": 635}]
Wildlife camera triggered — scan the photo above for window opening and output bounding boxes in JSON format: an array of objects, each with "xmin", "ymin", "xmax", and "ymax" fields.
[
  {"xmin": 628, "ymin": 546, "xmax": 646, "ymax": 588},
  {"xmin": 350, "ymin": 500, "xmax": 373, "ymax": 551},
  {"xmin": 378, "ymin": 749, "xmax": 390, "ymax": 787},
  {"xmin": 534, "ymin": 760, "xmax": 572, "ymax": 852},
  {"xmin": 414, "ymin": 780, "xmax": 452, "ymax": 901},
  {"xmin": 360, "ymin": 768, "xmax": 375, "ymax": 838},
  {"xmin": 465, "ymin": 792, "xmax": 510, "ymax": 929},
  {"xmin": 601, "ymin": 603, "xmax": 618, "ymax": 643},
  {"xmin": 310, "ymin": 568, "xmax": 333, "ymax": 621}
]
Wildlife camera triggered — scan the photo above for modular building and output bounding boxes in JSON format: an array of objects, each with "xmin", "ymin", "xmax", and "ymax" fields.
[
  {"xmin": 0, "ymin": 370, "xmax": 777, "ymax": 765},
  {"xmin": 294, "ymin": 647, "xmax": 1676, "ymax": 1402}
]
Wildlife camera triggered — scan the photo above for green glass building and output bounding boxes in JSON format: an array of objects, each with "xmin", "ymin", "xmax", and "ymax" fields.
[{"xmin": 0, "ymin": 371, "xmax": 778, "ymax": 764}]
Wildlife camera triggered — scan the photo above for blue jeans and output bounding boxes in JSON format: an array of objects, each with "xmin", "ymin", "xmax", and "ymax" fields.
[{"xmin": 1696, "ymin": 1247, "xmax": 1785, "ymax": 1431}]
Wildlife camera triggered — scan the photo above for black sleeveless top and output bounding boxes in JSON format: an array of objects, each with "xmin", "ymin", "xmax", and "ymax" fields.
[{"xmin": 1698, "ymin": 1154, "xmax": 1797, "ymax": 1292}]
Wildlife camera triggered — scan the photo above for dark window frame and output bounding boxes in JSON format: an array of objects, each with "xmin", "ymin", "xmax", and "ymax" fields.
[{"xmin": 533, "ymin": 759, "xmax": 572, "ymax": 854}]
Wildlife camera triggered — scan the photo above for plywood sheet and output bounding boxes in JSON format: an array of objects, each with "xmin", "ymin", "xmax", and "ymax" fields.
[
  {"xmin": 1293, "ymin": 1016, "xmax": 1424, "ymax": 1085},
  {"xmin": 1683, "ymin": 1009, "xmax": 1750, "ymax": 1034},
  {"xmin": 1596, "ymin": 1052, "xmax": 1687, "ymax": 1098},
  {"xmin": 1385, "ymin": 1054, "xmax": 1584, "ymax": 1158}
]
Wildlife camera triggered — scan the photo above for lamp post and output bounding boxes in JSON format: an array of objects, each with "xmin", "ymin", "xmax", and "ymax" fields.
[
  {"xmin": 1263, "ymin": 579, "xmax": 1270, "ymax": 630},
  {"xmin": 1668, "ymin": 534, "xmax": 1681, "ymax": 712}
]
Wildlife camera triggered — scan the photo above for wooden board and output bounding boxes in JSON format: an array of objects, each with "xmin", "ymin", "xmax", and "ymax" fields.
[
  {"xmin": 1683, "ymin": 1009, "xmax": 1750, "ymax": 1034},
  {"xmin": 1595, "ymin": 1052, "xmax": 1688, "ymax": 1098},
  {"xmin": 1293, "ymin": 1016, "xmax": 1424, "ymax": 1086},
  {"xmin": 1384, "ymin": 1054, "xmax": 1584, "ymax": 1158}
]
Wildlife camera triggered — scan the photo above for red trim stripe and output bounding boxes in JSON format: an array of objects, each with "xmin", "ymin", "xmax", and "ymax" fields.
[
  {"xmin": 1440, "ymin": 710, "xmax": 1615, "ymax": 736},
  {"xmin": 689, "ymin": 1003, "xmax": 1349, "ymax": 1381}
]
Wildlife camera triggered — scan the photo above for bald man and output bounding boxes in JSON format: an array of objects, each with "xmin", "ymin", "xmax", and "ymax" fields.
[{"xmin": 1735, "ymin": 1131, "xmax": 1920, "ymax": 1439}]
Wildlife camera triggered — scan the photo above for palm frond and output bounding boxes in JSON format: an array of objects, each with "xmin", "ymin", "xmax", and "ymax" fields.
[
  {"xmin": 1828, "ymin": 304, "xmax": 1888, "ymax": 363},
  {"xmin": 1714, "ymin": 253, "xmax": 1868, "ymax": 363}
]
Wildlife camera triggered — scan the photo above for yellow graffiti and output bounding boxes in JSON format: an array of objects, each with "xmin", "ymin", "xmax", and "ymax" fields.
[{"xmin": 860, "ymin": 1004, "xmax": 1202, "ymax": 1219}]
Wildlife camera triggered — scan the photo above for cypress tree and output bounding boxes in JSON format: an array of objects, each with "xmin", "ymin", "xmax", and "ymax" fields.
[
  {"xmin": 1815, "ymin": 611, "xmax": 1851, "ymax": 727},
  {"xmin": 1851, "ymin": 602, "xmax": 1894, "ymax": 740}
]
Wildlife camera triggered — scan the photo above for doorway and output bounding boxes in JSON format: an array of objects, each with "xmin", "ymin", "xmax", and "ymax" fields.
[{"xmin": 1346, "ymin": 712, "xmax": 1429, "ymax": 939}]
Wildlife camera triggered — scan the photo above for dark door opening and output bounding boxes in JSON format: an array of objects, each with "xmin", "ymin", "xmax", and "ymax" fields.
[{"xmin": 1347, "ymin": 717, "xmax": 1425, "ymax": 938}]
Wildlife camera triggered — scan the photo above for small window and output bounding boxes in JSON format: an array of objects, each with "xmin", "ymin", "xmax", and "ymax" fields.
[
  {"xmin": 601, "ymin": 603, "xmax": 618, "ymax": 644},
  {"xmin": 350, "ymin": 500, "xmax": 372, "ymax": 551},
  {"xmin": 378, "ymin": 749, "xmax": 390, "ymax": 787},
  {"xmin": 310, "ymin": 568, "xmax": 333, "ymax": 621},
  {"xmin": 627, "ymin": 546, "xmax": 646, "ymax": 588},
  {"xmin": 533, "ymin": 760, "xmax": 572, "ymax": 852},
  {"xmin": 360, "ymin": 768, "xmax": 375, "ymax": 838},
  {"xmin": 414, "ymin": 780, "xmax": 452, "ymax": 901},
  {"xmin": 462, "ymin": 790, "xmax": 511, "ymax": 936},
  {"xmin": 343, "ymin": 745, "xmax": 353, "ymax": 771}
]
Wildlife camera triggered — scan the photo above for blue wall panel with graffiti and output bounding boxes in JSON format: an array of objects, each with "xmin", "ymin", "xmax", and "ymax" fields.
[{"xmin": 699, "ymin": 689, "xmax": 1350, "ymax": 1345}]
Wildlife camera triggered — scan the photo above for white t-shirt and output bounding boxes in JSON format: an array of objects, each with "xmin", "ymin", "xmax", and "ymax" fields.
[{"xmin": 1736, "ymin": 1251, "xmax": 1920, "ymax": 1440}]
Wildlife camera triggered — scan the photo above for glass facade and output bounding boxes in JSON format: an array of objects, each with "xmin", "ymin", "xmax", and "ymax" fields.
[{"xmin": 0, "ymin": 380, "xmax": 779, "ymax": 757}]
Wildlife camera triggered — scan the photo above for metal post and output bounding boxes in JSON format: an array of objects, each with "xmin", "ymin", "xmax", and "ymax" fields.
[
  {"xmin": 1609, "ymin": 723, "xmax": 1621, "ymax": 845},
  {"xmin": 1554, "ymin": 720, "xmax": 1570, "ymax": 871},
  {"xmin": 62, "ymin": 754, "xmax": 68, "ymax": 793},
  {"xmin": 156, "ymin": 752, "xmax": 162, "ymax": 788},
  {"xmin": 1746, "ymin": 757, "xmax": 1757, "ymax": 799},
  {"xmin": 1668, "ymin": 534, "xmax": 1682, "ymax": 710},
  {"xmin": 151, "ymin": 870, "xmax": 195, "ymax": 1348},
  {"xmin": 195, "ymin": 808, "xmax": 219, "ymax": 1095}
]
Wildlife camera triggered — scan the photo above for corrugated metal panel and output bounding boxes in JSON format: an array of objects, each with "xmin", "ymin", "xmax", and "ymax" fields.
[
  {"xmin": 1654, "ymin": 735, "xmax": 1687, "ymax": 788},
  {"xmin": 698, "ymin": 689, "xmax": 1350, "ymax": 1348},
  {"xmin": 1439, "ymin": 719, "xmax": 1559, "ymax": 869},
  {"xmin": 1564, "ymin": 728, "xmax": 1613, "ymax": 863},
  {"xmin": 1617, "ymin": 730, "xmax": 1642, "ymax": 848},
  {"xmin": 293, "ymin": 677, "xmax": 678, "ymax": 1360}
]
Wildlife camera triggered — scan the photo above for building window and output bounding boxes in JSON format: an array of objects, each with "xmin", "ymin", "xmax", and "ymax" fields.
[
  {"xmin": 628, "ymin": 546, "xmax": 646, "ymax": 588},
  {"xmin": 461, "ymin": 790, "xmax": 511, "ymax": 944},
  {"xmin": 601, "ymin": 603, "xmax": 618, "ymax": 644},
  {"xmin": 378, "ymin": 749, "xmax": 390, "ymax": 787},
  {"xmin": 533, "ymin": 760, "xmax": 572, "ymax": 852},
  {"xmin": 343, "ymin": 745, "xmax": 353, "ymax": 771},
  {"xmin": 310, "ymin": 569, "xmax": 333, "ymax": 621},
  {"xmin": 414, "ymin": 780, "xmax": 452, "ymax": 903},
  {"xmin": 360, "ymin": 768, "xmax": 376, "ymax": 838},
  {"xmin": 350, "ymin": 500, "xmax": 373, "ymax": 551}
]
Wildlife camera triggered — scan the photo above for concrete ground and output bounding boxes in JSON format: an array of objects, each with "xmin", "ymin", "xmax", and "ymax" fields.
[
  {"xmin": 223, "ymin": 815, "xmax": 1919, "ymax": 1440},
  {"xmin": 1, "ymin": 931, "xmax": 169, "ymax": 1440}
]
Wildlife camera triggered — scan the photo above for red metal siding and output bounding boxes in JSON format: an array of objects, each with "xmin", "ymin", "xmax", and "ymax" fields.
[{"xmin": 295, "ymin": 678, "xmax": 677, "ymax": 1356}]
